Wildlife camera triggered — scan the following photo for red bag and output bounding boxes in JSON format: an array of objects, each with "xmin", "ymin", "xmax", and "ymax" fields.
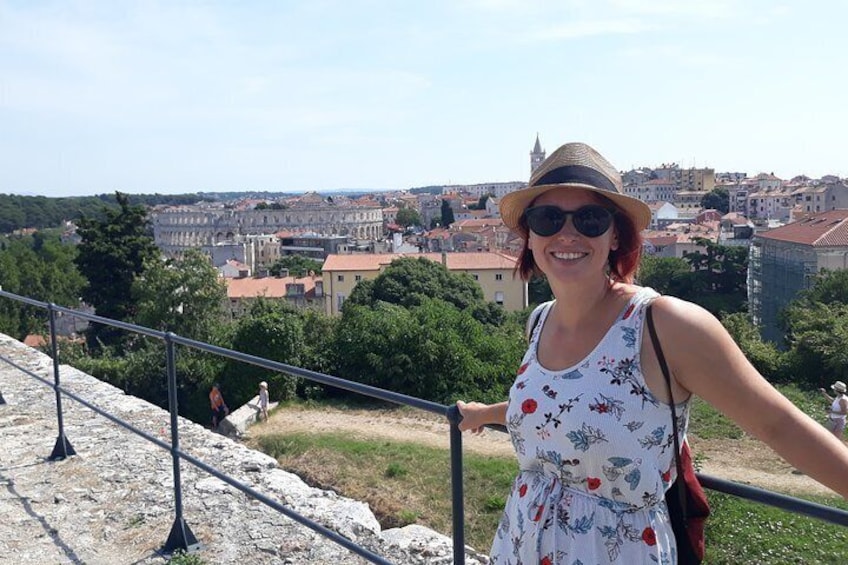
[
  {"xmin": 664, "ymin": 441, "xmax": 710, "ymax": 563},
  {"xmin": 647, "ymin": 303, "xmax": 710, "ymax": 563}
]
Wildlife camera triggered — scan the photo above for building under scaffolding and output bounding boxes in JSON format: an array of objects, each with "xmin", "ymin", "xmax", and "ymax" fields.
[{"xmin": 748, "ymin": 210, "xmax": 848, "ymax": 344}]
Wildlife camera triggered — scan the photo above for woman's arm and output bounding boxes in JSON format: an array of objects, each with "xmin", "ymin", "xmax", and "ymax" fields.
[
  {"xmin": 651, "ymin": 296, "xmax": 848, "ymax": 499},
  {"xmin": 455, "ymin": 401, "xmax": 508, "ymax": 434}
]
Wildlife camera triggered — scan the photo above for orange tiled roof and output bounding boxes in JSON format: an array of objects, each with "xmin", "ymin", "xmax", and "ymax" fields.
[
  {"xmin": 225, "ymin": 276, "xmax": 317, "ymax": 298},
  {"xmin": 451, "ymin": 218, "xmax": 505, "ymax": 229},
  {"xmin": 756, "ymin": 210, "xmax": 848, "ymax": 247},
  {"xmin": 322, "ymin": 252, "xmax": 518, "ymax": 272}
]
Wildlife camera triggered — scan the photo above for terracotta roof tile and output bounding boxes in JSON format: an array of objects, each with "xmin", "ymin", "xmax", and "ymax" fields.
[
  {"xmin": 756, "ymin": 210, "xmax": 848, "ymax": 247},
  {"xmin": 322, "ymin": 252, "xmax": 518, "ymax": 272},
  {"xmin": 225, "ymin": 276, "xmax": 317, "ymax": 298}
]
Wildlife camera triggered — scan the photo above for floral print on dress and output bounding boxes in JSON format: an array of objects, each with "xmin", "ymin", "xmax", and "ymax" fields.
[{"xmin": 490, "ymin": 288, "xmax": 689, "ymax": 564}]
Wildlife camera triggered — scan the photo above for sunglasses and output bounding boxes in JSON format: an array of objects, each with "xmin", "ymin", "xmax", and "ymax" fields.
[{"xmin": 522, "ymin": 204, "xmax": 615, "ymax": 238}]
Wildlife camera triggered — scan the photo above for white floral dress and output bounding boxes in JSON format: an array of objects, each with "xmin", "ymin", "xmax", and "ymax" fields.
[{"xmin": 491, "ymin": 287, "xmax": 689, "ymax": 565}]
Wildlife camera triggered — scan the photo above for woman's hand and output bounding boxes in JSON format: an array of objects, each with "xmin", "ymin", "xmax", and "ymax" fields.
[{"xmin": 455, "ymin": 400, "xmax": 507, "ymax": 434}]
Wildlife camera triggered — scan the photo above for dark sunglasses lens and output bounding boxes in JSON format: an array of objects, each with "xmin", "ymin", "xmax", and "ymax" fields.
[
  {"xmin": 525, "ymin": 207, "xmax": 564, "ymax": 236},
  {"xmin": 573, "ymin": 205, "xmax": 613, "ymax": 237}
]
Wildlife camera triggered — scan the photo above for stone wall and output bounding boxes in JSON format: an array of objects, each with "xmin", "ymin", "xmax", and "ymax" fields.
[{"xmin": 0, "ymin": 334, "xmax": 488, "ymax": 565}]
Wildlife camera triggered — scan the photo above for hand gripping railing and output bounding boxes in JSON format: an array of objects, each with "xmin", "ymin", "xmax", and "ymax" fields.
[{"xmin": 1, "ymin": 287, "xmax": 848, "ymax": 565}]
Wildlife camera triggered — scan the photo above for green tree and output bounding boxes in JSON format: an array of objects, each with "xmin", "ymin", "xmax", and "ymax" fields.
[
  {"xmin": 528, "ymin": 275, "xmax": 553, "ymax": 305},
  {"xmin": 681, "ymin": 238, "xmax": 748, "ymax": 315},
  {"xmin": 796, "ymin": 269, "xmax": 848, "ymax": 305},
  {"xmin": 700, "ymin": 188, "xmax": 730, "ymax": 214},
  {"xmin": 780, "ymin": 270, "xmax": 848, "ymax": 388},
  {"xmin": 637, "ymin": 255, "xmax": 692, "ymax": 296},
  {"xmin": 0, "ymin": 232, "xmax": 85, "ymax": 339},
  {"xmin": 222, "ymin": 301, "xmax": 305, "ymax": 405},
  {"xmin": 440, "ymin": 199, "xmax": 455, "ymax": 227},
  {"xmin": 345, "ymin": 256, "xmax": 484, "ymax": 311},
  {"xmin": 74, "ymin": 192, "xmax": 160, "ymax": 345},
  {"xmin": 331, "ymin": 299, "xmax": 524, "ymax": 403},
  {"xmin": 132, "ymin": 249, "xmax": 227, "ymax": 342},
  {"xmin": 781, "ymin": 302, "xmax": 848, "ymax": 388},
  {"xmin": 721, "ymin": 312, "xmax": 783, "ymax": 380},
  {"xmin": 395, "ymin": 207, "xmax": 422, "ymax": 228},
  {"xmin": 269, "ymin": 255, "xmax": 323, "ymax": 277}
]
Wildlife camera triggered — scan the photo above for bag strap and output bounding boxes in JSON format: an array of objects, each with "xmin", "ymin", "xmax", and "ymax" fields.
[
  {"xmin": 525, "ymin": 301, "xmax": 550, "ymax": 341},
  {"xmin": 646, "ymin": 302, "xmax": 688, "ymax": 524}
]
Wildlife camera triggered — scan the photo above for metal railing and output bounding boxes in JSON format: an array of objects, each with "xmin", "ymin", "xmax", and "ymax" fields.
[{"xmin": 1, "ymin": 288, "xmax": 847, "ymax": 564}]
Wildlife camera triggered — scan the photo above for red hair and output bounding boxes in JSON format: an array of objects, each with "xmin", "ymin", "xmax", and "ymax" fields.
[{"xmin": 515, "ymin": 193, "xmax": 643, "ymax": 283}]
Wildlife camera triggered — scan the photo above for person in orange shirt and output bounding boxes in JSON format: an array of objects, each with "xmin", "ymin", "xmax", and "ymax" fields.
[{"xmin": 209, "ymin": 383, "xmax": 229, "ymax": 430}]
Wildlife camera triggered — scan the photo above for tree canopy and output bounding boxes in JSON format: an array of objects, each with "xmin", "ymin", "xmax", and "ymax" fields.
[
  {"xmin": 346, "ymin": 256, "xmax": 484, "ymax": 311},
  {"xmin": 332, "ymin": 299, "xmax": 524, "ymax": 404},
  {"xmin": 395, "ymin": 207, "xmax": 422, "ymax": 227},
  {"xmin": 0, "ymin": 231, "xmax": 86, "ymax": 339},
  {"xmin": 269, "ymin": 255, "xmax": 323, "ymax": 277},
  {"xmin": 700, "ymin": 188, "xmax": 730, "ymax": 214},
  {"xmin": 440, "ymin": 200, "xmax": 455, "ymax": 227},
  {"xmin": 132, "ymin": 249, "xmax": 227, "ymax": 342},
  {"xmin": 74, "ymin": 192, "xmax": 161, "ymax": 345}
]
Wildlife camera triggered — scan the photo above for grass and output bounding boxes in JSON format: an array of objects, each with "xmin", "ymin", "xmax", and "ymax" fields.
[
  {"xmin": 167, "ymin": 549, "xmax": 206, "ymax": 565},
  {"xmin": 250, "ymin": 386, "xmax": 848, "ymax": 562},
  {"xmin": 252, "ymin": 432, "xmax": 517, "ymax": 550}
]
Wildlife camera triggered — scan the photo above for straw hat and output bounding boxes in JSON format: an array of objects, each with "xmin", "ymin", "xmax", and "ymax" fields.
[
  {"xmin": 832, "ymin": 381, "xmax": 846, "ymax": 394},
  {"xmin": 500, "ymin": 142, "xmax": 652, "ymax": 238}
]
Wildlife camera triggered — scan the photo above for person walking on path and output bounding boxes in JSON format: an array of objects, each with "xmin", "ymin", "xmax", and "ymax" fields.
[
  {"xmin": 456, "ymin": 141, "xmax": 848, "ymax": 564},
  {"xmin": 209, "ymin": 383, "xmax": 229, "ymax": 430},
  {"xmin": 258, "ymin": 381, "xmax": 269, "ymax": 422},
  {"xmin": 820, "ymin": 380, "xmax": 848, "ymax": 438}
]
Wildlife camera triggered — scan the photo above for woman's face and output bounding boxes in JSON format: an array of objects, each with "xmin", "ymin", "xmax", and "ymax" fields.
[{"xmin": 527, "ymin": 188, "xmax": 619, "ymax": 284}]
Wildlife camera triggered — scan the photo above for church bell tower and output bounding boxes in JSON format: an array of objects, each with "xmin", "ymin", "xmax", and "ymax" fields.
[{"xmin": 530, "ymin": 133, "xmax": 545, "ymax": 175}]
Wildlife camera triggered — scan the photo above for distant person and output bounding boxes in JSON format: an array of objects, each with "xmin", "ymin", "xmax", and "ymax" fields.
[
  {"xmin": 209, "ymin": 383, "xmax": 229, "ymax": 430},
  {"xmin": 455, "ymin": 141, "xmax": 848, "ymax": 564},
  {"xmin": 258, "ymin": 381, "xmax": 269, "ymax": 422},
  {"xmin": 820, "ymin": 381, "xmax": 848, "ymax": 438}
]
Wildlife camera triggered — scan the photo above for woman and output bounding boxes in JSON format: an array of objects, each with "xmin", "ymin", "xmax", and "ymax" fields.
[
  {"xmin": 457, "ymin": 142, "xmax": 848, "ymax": 564},
  {"xmin": 820, "ymin": 380, "xmax": 848, "ymax": 438}
]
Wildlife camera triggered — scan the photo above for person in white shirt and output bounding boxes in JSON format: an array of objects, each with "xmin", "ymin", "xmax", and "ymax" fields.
[{"xmin": 820, "ymin": 380, "xmax": 848, "ymax": 438}]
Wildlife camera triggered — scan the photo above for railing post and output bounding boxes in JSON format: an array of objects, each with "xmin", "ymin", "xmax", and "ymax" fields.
[
  {"xmin": 47, "ymin": 303, "xmax": 76, "ymax": 460},
  {"xmin": 162, "ymin": 333, "xmax": 201, "ymax": 554},
  {"xmin": 446, "ymin": 404, "xmax": 466, "ymax": 565}
]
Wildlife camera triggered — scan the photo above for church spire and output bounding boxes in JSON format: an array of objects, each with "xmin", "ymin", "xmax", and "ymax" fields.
[{"xmin": 530, "ymin": 133, "xmax": 545, "ymax": 175}]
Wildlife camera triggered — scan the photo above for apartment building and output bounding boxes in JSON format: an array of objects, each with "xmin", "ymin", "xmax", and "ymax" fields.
[{"xmin": 322, "ymin": 251, "xmax": 527, "ymax": 315}]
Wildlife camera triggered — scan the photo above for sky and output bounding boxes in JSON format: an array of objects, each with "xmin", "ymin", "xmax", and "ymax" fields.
[{"xmin": 2, "ymin": 1, "xmax": 848, "ymax": 198}]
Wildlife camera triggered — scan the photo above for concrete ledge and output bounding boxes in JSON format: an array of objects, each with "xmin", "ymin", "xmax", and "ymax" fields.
[{"xmin": 219, "ymin": 395, "xmax": 279, "ymax": 437}]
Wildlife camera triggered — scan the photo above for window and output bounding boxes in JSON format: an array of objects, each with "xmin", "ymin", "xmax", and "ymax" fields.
[
  {"xmin": 473, "ymin": 274, "xmax": 479, "ymax": 281},
  {"xmin": 355, "ymin": 275, "xmax": 362, "ymax": 281},
  {"xmin": 337, "ymin": 275, "xmax": 345, "ymax": 282},
  {"xmin": 495, "ymin": 273, "xmax": 503, "ymax": 281},
  {"xmin": 336, "ymin": 293, "xmax": 345, "ymax": 310},
  {"xmin": 495, "ymin": 291, "xmax": 504, "ymax": 305}
]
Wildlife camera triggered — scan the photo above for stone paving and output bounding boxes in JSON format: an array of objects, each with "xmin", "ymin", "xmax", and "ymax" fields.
[{"xmin": 0, "ymin": 334, "xmax": 487, "ymax": 565}]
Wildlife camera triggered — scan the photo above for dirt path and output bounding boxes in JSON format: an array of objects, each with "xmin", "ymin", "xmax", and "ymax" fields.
[{"xmin": 250, "ymin": 405, "xmax": 838, "ymax": 498}]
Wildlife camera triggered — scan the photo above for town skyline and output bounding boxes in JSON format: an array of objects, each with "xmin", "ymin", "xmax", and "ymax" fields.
[{"xmin": 3, "ymin": 1, "xmax": 848, "ymax": 197}]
